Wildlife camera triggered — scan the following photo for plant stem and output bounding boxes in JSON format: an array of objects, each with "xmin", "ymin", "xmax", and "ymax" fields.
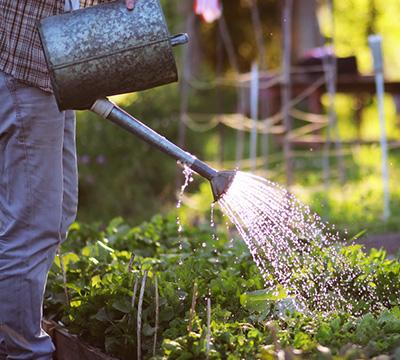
[
  {"xmin": 127, "ymin": 252, "xmax": 135, "ymax": 274},
  {"xmin": 57, "ymin": 247, "xmax": 70, "ymax": 307},
  {"xmin": 188, "ymin": 282, "xmax": 198, "ymax": 332},
  {"xmin": 131, "ymin": 276, "xmax": 139, "ymax": 309},
  {"xmin": 125, "ymin": 276, "xmax": 140, "ymax": 347},
  {"xmin": 268, "ymin": 322, "xmax": 278, "ymax": 350},
  {"xmin": 206, "ymin": 298, "xmax": 211, "ymax": 359},
  {"xmin": 153, "ymin": 274, "xmax": 159, "ymax": 357},
  {"xmin": 137, "ymin": 269, "xmax": 148, "ymax": 360}
]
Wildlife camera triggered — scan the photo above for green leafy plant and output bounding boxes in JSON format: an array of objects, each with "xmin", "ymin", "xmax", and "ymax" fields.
[{"xmin": 45, "ymin": 215, "xmax": 400, "ymax": 359}]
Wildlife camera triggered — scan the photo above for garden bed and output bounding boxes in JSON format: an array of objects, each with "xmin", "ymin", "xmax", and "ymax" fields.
[
  {"xmin": 43, "ymin": 320, "xmax": 117, "ymax": 360},
  {"xmin": 43, "ymin": 216, "xmax": 400, "ymax": 360}
]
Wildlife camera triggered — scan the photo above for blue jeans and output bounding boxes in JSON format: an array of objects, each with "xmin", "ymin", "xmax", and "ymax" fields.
[{"xmin": 0, "ymin": 71, "xmax": 78, "ymax": 359}]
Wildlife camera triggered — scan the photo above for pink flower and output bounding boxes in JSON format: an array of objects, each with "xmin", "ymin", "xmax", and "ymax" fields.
[{"xmin": 195, "ymin": 0, "xmax": 222, "ymax": 23}]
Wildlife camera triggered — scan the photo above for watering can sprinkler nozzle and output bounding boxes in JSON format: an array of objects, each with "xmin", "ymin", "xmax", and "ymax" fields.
[
  {"xmin": 90, "ymin": 98, "xmax": 236, "ymax": 202},
  {"xmin": 210, "ymin": 171, "xmax": 237, "ymax": 202},
  {"xmin": 190, "ymin": 160, "xmax": 236, "ymax": 202}
]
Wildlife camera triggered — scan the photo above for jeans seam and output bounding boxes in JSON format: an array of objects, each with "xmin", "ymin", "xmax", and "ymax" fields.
[{"xmin": 4, "ymin": 76, "xmax": 35, "ymax": 344}]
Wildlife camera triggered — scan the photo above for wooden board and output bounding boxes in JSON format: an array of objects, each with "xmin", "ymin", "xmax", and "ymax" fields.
[{"xmin": 43, "ymin": 320, "xmax": 119, "ymax": 360}]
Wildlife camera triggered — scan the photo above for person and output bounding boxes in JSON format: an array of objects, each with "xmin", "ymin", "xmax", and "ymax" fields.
[{"xmin": 0, "ymin": 0, "xmax": 135, "ymax": 359}]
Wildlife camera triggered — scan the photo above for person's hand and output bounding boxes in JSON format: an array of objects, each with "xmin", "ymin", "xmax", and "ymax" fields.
[{"xmin": 126, "ymin": 0, "xmax": 135, "ymax": 10}]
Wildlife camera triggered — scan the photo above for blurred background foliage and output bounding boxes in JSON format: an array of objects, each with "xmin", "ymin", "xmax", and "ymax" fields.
[{"xmin": 75, "ymin": 0, "xmax": 400, "ymax": 242}]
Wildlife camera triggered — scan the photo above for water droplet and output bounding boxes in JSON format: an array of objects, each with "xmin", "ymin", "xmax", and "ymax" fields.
[{"xmin": 176, "ymin": 165, "xmax": 195, "ymax": 209}]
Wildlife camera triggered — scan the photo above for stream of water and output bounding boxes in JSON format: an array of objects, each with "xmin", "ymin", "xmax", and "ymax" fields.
[{"xmin": 217, "ymin": 171, "xmax": 379, "ymax": 314}]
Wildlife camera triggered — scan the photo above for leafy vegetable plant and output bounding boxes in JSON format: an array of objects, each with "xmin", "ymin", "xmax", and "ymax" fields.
[{"xmin": 45, "ymin": 214, "xmax": 400, "ymax": 359}]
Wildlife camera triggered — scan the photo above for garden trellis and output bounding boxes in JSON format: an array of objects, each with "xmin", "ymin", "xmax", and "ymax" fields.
[{"xmin": 180, "ymin": 0, "xmax": 399, "ymax": 210}]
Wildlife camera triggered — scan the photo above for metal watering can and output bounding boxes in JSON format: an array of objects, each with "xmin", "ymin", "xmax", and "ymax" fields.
[
  {"xmin": 37, "ymin": 0, "xmax": 185, "ymax": 110},
  {"xmin": 37, "ymin": 0, "xmax": 235, "ymax": 201}
]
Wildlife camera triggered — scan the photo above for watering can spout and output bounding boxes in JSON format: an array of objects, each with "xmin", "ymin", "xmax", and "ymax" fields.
[{"xmin": 90, "ymin": 98, "xmax": 236, "ymax": 203}]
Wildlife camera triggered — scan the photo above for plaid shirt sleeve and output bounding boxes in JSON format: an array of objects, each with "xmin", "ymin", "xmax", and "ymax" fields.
[
  {"xmin": 80, "ymin": 0, "xmax": 113, "ymax": 7},
  {"xmin": 0, "ymin": 0, "xmax": 114, "ymax": 93}
]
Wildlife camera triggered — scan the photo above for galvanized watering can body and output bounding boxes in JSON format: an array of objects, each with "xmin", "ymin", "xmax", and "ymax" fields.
[{"xmin": 37, "ymin": 0, "xmax": 179, "ymax": 110}]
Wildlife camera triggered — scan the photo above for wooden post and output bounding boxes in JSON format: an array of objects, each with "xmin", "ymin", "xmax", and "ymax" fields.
[
  {"xmin": 248, "ymin": 0, "xmax": 266, "ymax": 70},
  {"xmin": 248, "ymin": 0, "xmax": 269, "ymax": 172},
  {"xmin": 282, "ymin": 0, "xmax": 294, "ymax": 186},
  {"xmin": 369, "ymin": 34, "xmax": 390, "ymax": 220},
  {"xmin": 319, "ymin": 0, "xmax": 346, "ymax": 187},
  {"xmin": 217, "ymin": 25, "xmax": 224, "ymax": 169},
  {"xmin": 175, "ymin": 0, "xmax": 196, "ymax": 195},
  {"xmin": 250, "ymin": 62, "xmax": 259, "ymax": 172},
  {"xmin": 291, "ymin": 0, "xmax": 321, "ymax": 63},
  {"xmin": 217, "ymin": 15, "xmax": 246, "ymax": 169}
]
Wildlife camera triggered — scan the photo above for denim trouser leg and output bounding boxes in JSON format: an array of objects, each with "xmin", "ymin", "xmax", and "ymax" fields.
[{"xmin": 0, "ymin": 71, "xmax": 78, "ymax": 360}]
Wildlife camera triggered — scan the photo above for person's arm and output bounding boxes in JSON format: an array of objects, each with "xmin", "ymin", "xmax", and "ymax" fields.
[{"xmin": 125, "ymin": 0, "xmax": 135, "ymax": 10}]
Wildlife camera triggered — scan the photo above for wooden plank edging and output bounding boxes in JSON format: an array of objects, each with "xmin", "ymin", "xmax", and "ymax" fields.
[{"xmin": 43, "ymin": 320, "xmax": 119, "ymax": 360}]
